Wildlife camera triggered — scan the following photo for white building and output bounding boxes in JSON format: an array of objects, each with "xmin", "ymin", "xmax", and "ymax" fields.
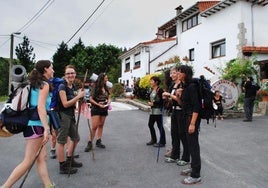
[{"xmin": 120, "ymin": 0, "xmax": 268, "ymax": 87}]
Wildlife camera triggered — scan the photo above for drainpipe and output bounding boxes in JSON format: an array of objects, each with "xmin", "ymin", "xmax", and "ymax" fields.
[
  {"xmin": 251, "ymin": 2, "xmax": 255, "ymax": 46},
  {"xmin": 145, "ymin": 46, "xmax": 150, "ymax": 74}
]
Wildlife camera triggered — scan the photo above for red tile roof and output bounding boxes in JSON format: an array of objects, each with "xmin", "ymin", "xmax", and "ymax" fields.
[
  {"xmin": 141, "ymin": 37, "xmax": 176, "ymax": 45},
  {"xmin": 198, "ymin": 1, "xmax": 220, "ymax": 12},
  {"xmin": 242, "ymin": 46, "xmax": 268, "ymax": 54}
]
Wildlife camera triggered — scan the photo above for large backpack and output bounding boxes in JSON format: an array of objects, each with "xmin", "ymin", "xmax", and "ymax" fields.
[
  {"xmin": 194, "ymin": 78, "xmax": 215, "ymax": 125},
  {"xmin": 0, "ymin": 82, "xmax": 31, "ymax": 134}
]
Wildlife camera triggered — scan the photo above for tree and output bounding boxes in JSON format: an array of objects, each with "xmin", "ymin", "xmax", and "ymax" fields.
[
  {"xmin": 15, "ymin": 36, "xmax": 35, "ymax": 72},
  {"xmin": 52, "ymin": 42, "xmax": 71, "ymax": 77},
  {"xmin": 0, "ymin": 57, "xmax": 9, "ymax": 95}
]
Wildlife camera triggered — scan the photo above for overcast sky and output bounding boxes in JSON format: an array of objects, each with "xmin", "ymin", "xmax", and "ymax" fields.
[{"xmin": 0, "ymin": 0, "xmax": 196, "ymax": 61}]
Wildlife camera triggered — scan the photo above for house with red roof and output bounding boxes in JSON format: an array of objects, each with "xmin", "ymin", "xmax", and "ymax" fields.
[{"xmin": 119, "ymin": 0, "xmax": 268, "ymax": 87}]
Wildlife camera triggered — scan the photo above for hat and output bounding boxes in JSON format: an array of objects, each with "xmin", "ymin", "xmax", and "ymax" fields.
[{"xmin": 0, "ymin": 121, "xmax": 13, "ymax": 137}]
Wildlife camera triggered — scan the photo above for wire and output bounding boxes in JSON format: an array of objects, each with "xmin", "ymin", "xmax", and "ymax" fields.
[
  {"xmin": 17, "ymin": 0, "xmax": 55, "ymax": 33},
  {"xmin": 66, "ymin": 0, "xmax": 106, "ymax": 44},
  {"xmin": 81, "ymin": 0, "xmax": 114, "ymax": 37}
]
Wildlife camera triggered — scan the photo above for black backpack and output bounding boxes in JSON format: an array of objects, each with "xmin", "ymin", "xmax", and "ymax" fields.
[{"xmin": 194, "ymin": 78, "xmax": 216, "ymax": 125}]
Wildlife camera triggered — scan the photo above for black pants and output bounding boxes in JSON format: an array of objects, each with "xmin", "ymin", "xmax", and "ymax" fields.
[
  {"xmin": 148, "ymin": 114, "xmax": 166, "ymax": 144},
  {"xmin": 170, "ymin": 110, "xmax": 189, "ymax": 161},
  {"xmin": 186, "ymin": 116, "xmax": 201, "ymax": 178}
]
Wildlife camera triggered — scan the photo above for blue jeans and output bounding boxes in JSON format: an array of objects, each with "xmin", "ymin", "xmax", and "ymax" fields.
[{"xmin": 244, "ymin": 97, "xmax": 255, "ymax": 120}]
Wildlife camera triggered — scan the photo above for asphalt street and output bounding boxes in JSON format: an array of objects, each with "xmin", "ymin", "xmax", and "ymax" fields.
[{"xmin": 0, "ymin": 101, "xmax": 268, "ymax": 188}]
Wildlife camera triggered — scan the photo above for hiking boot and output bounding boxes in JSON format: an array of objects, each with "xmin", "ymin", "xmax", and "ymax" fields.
[
  {"xmin": 96, "ymin": 139, "xmax": 106, "ymax": 148},
  {"xmin": 181, "ymin": 176, "xmax": 201, "ymax": 184},
  {"xmin": 84, "ymin": 141, "xmax": 92, "ymax": 152},
  {"xmin": 59, "ymin": 162, "xmax": 78, "ymax": 174},
  {"xmin": 146, "ymin": 140, "xmax": 156, "ymax": 145},
  {"xmin": 66, "ymin": 151, "xmax": 79, "ymax": 158},
  {"xmin": 66, "ymin": 157, "xmax": 83, "ymax": 168},
  {"xmin": 50, "ymin": 149, "xmax": 56, "ymax": 159}
]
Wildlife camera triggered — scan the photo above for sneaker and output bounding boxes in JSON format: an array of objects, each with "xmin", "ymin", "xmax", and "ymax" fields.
[
  {"xmin": 66, "ymin": 157, "xmax": 83, "ymax": 168},
  {"xmin": 146, "ymin": 140, "xmax": 156, "ymax": 145},
  {"xmin": 181, "ymin": 176, "xmax": 201, "ymax": 184},
  {"xmin": 50, "ymin": 149, "xmax": 57, "ymax": 159},
  {"xmin": 96, "ymin": 139, "xmax": 106, "ymax": 148},
  {"xmin": 153, "ymin": 143, "xmax": 165, "ymax": 147},
  {"xmin": 165, "ymin": 157, "xmax": 179, "ymax": 163},
  {"xmin": 59, "ymin": 162, "xmax": 78, "ymax": 174},
  {"xmin": 84, "ymin": 141, "xmax": 92, "ymax": 152},
  {"xmin": 48, "ymin": 183, "xmax": 56, "ymax": 188},
  {"xmin": 177, "ymin": 160, "xmax": 189, "ymax": 166},
  {"xmin": 180, "ymin": 168, "xmax": 192, "ymax": 176}
]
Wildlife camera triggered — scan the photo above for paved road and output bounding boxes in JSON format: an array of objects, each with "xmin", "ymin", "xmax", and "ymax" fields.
[{"xmin": 0, "ymin": 102, "xmax": 268, "ymax": 188}]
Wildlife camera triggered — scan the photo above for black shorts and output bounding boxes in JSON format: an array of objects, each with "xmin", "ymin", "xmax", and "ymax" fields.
[{"xmin": 91, "ymin": 105, "xmax": 108, "ymax": 116}]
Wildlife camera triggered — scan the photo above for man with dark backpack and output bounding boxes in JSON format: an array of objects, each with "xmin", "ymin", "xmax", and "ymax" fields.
[
  {"xmin": 198, "ymin": 75, "xmax": 215, "ymax": 124},
  {"xmin": 243, "ymin": 76, "xmax": 260, "ymax": 122}
]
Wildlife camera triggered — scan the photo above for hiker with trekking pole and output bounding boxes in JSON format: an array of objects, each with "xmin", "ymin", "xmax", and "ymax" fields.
[
  {"xmin": 1, "ymin": 60, "xmax": 56, "ymax": 188},
  {"xmin": 56, "ymin": 65, "xmax": 85, "ymax": 175}
]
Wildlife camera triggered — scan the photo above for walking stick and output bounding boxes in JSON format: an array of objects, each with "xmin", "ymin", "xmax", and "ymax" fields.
[
  {"xmin": 68, "ymin": 69, "xmax": 88, "ymax": 177},
  {"xmin": 87, "ymin": 118, "xmax": 95, "ymax": 160},
  {"xmin": 19, "ymin": 144, "xmax": 44, "ymax": 188}
]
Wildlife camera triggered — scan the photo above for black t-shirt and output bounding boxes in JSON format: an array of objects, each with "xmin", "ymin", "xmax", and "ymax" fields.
[
  {"xmin": 58, "ymin": 82, "xmax": 76, "ymax": 115},
  {"xmin": 181, "ymin": 81, "xmax": 201, "ymax": 116}
]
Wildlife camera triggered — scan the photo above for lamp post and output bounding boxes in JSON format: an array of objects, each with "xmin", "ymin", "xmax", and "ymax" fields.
[{"xmin": 8, "ymin": 32, "xmax": 21, "ymax": 94}]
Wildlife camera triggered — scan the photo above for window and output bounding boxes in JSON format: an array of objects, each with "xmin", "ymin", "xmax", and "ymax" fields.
[
  {"xmin": 189, "ymin": 48, "xmax": 194, "ymax": 61},
  {"xmin": 211, "ymin": 39, "xmax": 226, "ymax": 58},
  {"xmin": 182, "ymin": 14, "xmax": 198, "ymax": 31},
  {"xmin": 125, "ymin": 57, "xmax": 130, "ymax": 72},
  {"xmin": 134, "ymin": 53, "xmax": 140, "ymax": 69}
]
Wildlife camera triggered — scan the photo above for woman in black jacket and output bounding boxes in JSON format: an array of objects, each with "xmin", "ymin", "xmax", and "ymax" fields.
[
  {"xmin": 177, "ymin": 65, "xmax": 202, "ymax": 185},
  {"xmin": 146, "ymin": 76, "xmax": 166, "ymax": 147}
]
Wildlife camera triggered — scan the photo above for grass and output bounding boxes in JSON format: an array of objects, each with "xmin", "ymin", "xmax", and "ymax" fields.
[{"xmin": 0, "ymin": 96, "xmax": 8, "ymax": 102}]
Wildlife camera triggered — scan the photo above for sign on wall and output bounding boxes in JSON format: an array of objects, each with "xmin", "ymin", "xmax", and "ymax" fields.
[{"xmin": 212, "ymin": 80, "xmax": 239, "ymax": 109}]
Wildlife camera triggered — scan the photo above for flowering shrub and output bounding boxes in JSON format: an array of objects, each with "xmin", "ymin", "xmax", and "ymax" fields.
[{"xmin": 139, "ymin": 73, "xmax": 160, "ymax": 89}]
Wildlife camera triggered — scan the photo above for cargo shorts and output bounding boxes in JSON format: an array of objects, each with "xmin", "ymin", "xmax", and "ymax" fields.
[{"xmin": 56, "ymin": 112, "xmax": 80, "ymax": 144}]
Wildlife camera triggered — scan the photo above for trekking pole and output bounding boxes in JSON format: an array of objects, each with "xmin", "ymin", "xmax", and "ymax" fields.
[
  {"xmin": 19, "ymin": 144, "xmax": 44, "ymax": 188},
  {"xmin": 87, "ymin": 118, "xmax": 95, "ymax": 160},
  {"xmin": 68, "ymin": 69, "xmax": 88, "ymax": 177},
  {"xmin": 156, "ymin": 101, "xmax": 165, "ymax": 163}
]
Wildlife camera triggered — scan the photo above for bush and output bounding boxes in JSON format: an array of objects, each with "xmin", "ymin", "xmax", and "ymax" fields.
[{"xmin": 110, "ymin": 83, "xmax": 124, "ymax": 98}]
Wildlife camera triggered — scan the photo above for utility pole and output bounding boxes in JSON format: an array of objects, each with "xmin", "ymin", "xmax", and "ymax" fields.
[{"xmin": 8, "ymin": 32, "xmax": 21, "ymax": 94}]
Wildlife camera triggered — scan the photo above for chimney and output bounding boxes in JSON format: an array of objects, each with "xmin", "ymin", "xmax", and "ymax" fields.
[{"xmin": 175, "ymin": 5, "xmax": 183, "ymax": 16}]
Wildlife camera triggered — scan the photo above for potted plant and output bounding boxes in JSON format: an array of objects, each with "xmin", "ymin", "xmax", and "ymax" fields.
[{"xmin": 258, "ymin": 80, "xmax": 268, "ymax": 102}]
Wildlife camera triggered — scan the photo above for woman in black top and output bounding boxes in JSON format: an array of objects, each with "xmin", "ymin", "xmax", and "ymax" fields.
[
  {"xmin": 146, "ymin": 76, "xmax": 166, "ymax": 147},
  {"xmin": 178, "ymin": 65, "xmax": 202, "ymax": 185},
  {"xmin": 163, "ymin": 66, "xmax": 189, "ymax": 165},
  {"xmin": 86, "ymin": 73, "xmax": 111, "ymax": 150},
  {"xmin": 213, "ymin": 90, "xmax": 224, "ymax": 120}
]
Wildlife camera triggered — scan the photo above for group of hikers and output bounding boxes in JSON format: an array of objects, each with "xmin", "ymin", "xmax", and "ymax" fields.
[
  {"xmin": 1, "ymin": 60, "xmax": 111, "ymax": 188},
  {"xmin": 1, "ymin": 60, "xmax": 260, "ymax": 187}
]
